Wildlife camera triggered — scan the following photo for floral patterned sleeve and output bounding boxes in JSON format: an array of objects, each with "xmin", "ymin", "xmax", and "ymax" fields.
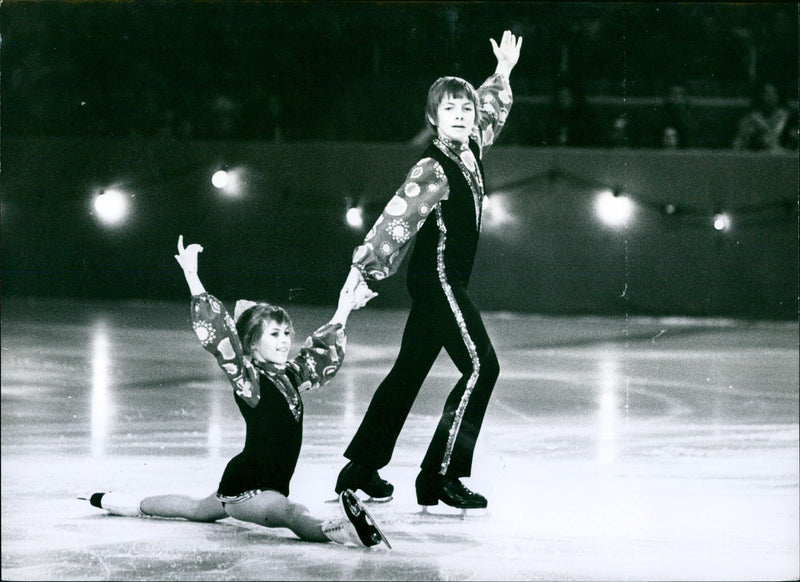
[
  {"xmin": 287, "ymin": 322, "xmax": 347, "ymax": 391},
  {"xmin": 190, "ymin": 293, "xmax": 260, "ymax": 407},
  {"xmin": 472, "ymin": 73, "xmax": 513, "ymax": 154},
  {"xmin": 352, "ymin": 158, "xmax": 448, "ymax": 282}
]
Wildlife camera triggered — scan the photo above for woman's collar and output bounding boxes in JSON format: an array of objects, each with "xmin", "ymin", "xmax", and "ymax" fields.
[{"xmin": 252, "ymin": 359, "xmax": 286, "ymax": 374}]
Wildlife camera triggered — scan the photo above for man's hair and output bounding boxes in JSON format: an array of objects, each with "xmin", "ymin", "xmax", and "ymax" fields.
[
  {"xmin": 235, "ymin": 303, "xmax": 293, "ymax": 356},
  {"xmin": 425, "ymin": 76, "xmax": 480, "ymax": 130}
]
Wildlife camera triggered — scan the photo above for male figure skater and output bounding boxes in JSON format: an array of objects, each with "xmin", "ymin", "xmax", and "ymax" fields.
[{"xmin": 335, "ymin": 30, "xmax": 522, "ymax": 509}]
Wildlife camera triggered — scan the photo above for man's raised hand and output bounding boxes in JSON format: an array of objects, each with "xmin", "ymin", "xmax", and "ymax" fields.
[{"xmin": 490, "ymin": 30, "xmax": 522, "ymax": 77}]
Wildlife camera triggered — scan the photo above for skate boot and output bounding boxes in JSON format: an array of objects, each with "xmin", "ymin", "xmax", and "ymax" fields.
[
  {"xmin": 321, "ymin": 516, "xmax": 367, "ymax": 547},
  {"xmin": 415, "ymin": 473, "xmax": 488, "ymax": 510},
  {"xmin": 339, "ymin": 489, "xmax": 392, "ymax": 549},
  {"xmin": 335, "ymin": 461, "xmax": 393, "ymax": 502},
  {"xmin": 82, "ymin": 492, "xmax": 144, "ymax": 517}
]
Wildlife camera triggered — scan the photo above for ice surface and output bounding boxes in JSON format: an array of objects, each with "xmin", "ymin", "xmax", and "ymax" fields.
[{"xmin": 2, "ymin": 299, "xmax": 798, "ymax": 580}]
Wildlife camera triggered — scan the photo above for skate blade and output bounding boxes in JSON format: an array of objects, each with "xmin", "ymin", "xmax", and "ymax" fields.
[
  {"xmin": 325, "ymin": 493, "xmax": 393, "ymax": 504},
  {"xmin": 358, "ymin": 503, "xmax": 392, "ymax": 550},
  {"xmin": 418, "ymin": 505, "xmax": 488, "ymax": 518}
]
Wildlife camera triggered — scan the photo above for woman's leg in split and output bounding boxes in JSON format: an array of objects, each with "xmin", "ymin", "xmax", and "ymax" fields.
[
  {"xmin": 222, "ymin": 490, "xmax": 328, "ymax": 542},
  {"xmin": 140, "ymin": 492, "xmax": 227, "ymax": 522}
]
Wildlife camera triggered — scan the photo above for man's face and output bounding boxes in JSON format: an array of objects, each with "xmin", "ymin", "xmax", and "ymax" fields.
[{"xmin": 432, "ymin": 94, "xmax": 476, "ymax": 145}]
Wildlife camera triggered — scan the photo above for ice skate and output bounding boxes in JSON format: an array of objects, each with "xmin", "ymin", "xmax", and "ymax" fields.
[
  {"xmin": 321, "ymin": 515, "xmax": 368, "ymax": 547},
  {"xmin": 81, "ymin": 492, "xmax": 144, "ymax": 517},
  {"xmin": 335, "ymin": 461, "xmax": 394, "ymax": 503},
  {"xmin": 339, "ymin": 489, "xmax": 392, "ymax": 549},
  {"xmin": 415, "ymin": 473, "xmax": 488, "ymax": 516}
]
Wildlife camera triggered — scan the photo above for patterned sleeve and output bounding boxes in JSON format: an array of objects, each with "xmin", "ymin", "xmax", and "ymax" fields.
[
  {"xmin": 288, "ymin": 322, "xmax": 347, "ymax": 392},
  {"xmin": 190, "ymin": 293, "xmax": 260, "ymax": 407},
  {"xmin": 472, "ymin": 73, "xmax": 513, "ymax": 153},
  {"xmin": 352, "ymin": 157, "xmax": 449, "ymax": 282}
]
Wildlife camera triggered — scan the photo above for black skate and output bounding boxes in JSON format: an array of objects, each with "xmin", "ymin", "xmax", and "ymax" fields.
[
  {"xmin": 339, "ymin": 489, "xmax": 392, "ymax": 549},
  {"xmin": 335, "ymin": 461, "xmax": 394, "ymax": 502},
  {"xmin": 416, "ymin": 474, "xmax": 488, "ymax": 515}
]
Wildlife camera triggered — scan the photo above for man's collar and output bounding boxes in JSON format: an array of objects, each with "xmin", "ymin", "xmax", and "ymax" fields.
[{"xmin": 434, "ymin": 136, "xmax": 470, "ymax": 152}]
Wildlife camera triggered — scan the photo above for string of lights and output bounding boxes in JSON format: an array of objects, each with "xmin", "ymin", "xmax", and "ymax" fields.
[
  {"xmin": 86, "ymin": 154, "xmax": 797, "ymax": 236},
  {"xmin": 488, "ymin": 166, "xmax": 798, "ymax": 233}
]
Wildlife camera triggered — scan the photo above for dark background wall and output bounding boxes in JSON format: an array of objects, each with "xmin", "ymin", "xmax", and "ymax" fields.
[
  {"xmin": 2, "ymin": 137, "xmax": 797, "ymax": 319},
  {"xmin": 2, "ymin": 1, "xmax": 797, "ymax": 145},
  {"xmin": 1, "ymin": 1, "xmax": 797, "ymax": 319}
]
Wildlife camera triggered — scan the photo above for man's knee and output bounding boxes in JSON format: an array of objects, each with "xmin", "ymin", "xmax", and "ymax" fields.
[{"xmin": 478, "ymin": 346, "xmax": 499, "ymax": 384}]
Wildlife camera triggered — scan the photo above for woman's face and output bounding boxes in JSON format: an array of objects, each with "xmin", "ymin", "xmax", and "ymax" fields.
[{"xmin": 252, "ymin": 319, "xmax": 292, "ymax": 365}]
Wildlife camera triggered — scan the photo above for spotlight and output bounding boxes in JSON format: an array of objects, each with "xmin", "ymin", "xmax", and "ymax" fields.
[
  {"xmin": 713, "ymin": 212, "xmax": 731, "ymax": 231},
  {"xmin": 595, "ymin": 189, "xmax": 634, "ymax": 227},
  {"xmin": 346, "ymin": 206, "xmax": 364, "ymax": 229},
  {"xmin": 92, "ymin": 188, "xmax": 130, "ymax": 227},
  {"xmin": 211, "ymin": 170, "xmax": 229, "ymax": 189},
  {"xmin": 211, "ymin": 167, "xmax": 244, "ymax": 198},
  {"xmin": 482, "ymin": 193, "xmax": 515, "ymax": 229}
]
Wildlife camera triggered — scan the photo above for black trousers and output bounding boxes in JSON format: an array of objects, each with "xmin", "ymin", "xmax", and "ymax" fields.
[{"xmin": 344, "ymin": 276, "xmax": 499, "ymax": 478}]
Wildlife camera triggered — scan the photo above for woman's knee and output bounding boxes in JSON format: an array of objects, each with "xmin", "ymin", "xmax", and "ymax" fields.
[
  {"xmin": 225, "ymin": 491, "xmax": 305, "ymax": 529},
  {"xmin": 191, "ymin": 497, "xmax": 227, "ymax": 522},
  {"xmin": 190, "ymin": 508, "xmax": 224, "ymax": 522},
  {"xmin": 284, "ymin": 500, "xmax": 312, "ymax": 523}
]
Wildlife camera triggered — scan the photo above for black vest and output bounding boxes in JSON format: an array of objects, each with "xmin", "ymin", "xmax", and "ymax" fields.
[{"xmin": 407, "ymin": 139, "xmax": 485, "ymax": 290}]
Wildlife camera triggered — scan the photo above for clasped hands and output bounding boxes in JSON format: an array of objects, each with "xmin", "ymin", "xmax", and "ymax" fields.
[{"xmin": 340, "ymin": 266, "xmax": 378, "ymax": 311}]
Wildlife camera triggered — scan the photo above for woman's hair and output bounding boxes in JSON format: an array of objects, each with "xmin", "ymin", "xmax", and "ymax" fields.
[
  {"xmin": 425, "ymin": 76, "xmax": 480, "ymax": 129},
  {"xmin": 235, "ymin": 303, "xmax": 293, "ymax": 356}
]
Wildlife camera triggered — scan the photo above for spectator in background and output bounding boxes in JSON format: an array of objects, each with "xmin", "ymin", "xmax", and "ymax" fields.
[
  {"xmin": 607, "ymin": 110, "xmax": 639, "ymax": 148},
  {"xmin": 655, "ymin": 82, "xmax": 695, "ymax": 149},
  {"xmin": 193, "ymin": 94, "xmax": 244, "ymax": 139},
  {"xmin": 543, "ymin": 79, "xmax": 597, "ymax": 147},
  {"xmin": 125, "ymin": 64, "xmax": 176, "ymax": 139},
  {"xmin": 779, "ymin": 108, "xmax": 798, "ymax": 151},
  {"xmin": 241, "ymin": 85, "xmax": 283, "ymax": 142},
  {"xmin": 732, "ymin": 81, "xmax": 790, "ymax": 151}
]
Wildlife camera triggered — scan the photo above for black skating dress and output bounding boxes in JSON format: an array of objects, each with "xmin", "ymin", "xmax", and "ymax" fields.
[{"xmin": 190, "ymin": 293, "xmax": 346, "ymax": 499}]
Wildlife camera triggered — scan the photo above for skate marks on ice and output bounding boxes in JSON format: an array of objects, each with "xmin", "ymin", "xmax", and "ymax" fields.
[{"xmin": 2, "ymin": 301, "xmax": 798, "ymax": 581}]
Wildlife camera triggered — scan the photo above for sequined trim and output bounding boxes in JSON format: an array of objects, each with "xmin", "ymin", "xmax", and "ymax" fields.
[
  {"xmin": 433, "ymin": 137, "xmax": 483, "ymax": 231},
  {"xmin": 253, "ymin": 360, "xmax": 303, "ymax": 422},
  {"xmin": 435, "ymin": 206, "xmax": 480, "ymax": 475},
  {"xmin": 216, "ymin": 488, "xmax": 268, "ymax": 504}
]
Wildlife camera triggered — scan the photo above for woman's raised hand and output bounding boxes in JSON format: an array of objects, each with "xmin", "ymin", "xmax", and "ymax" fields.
[{"xmin": 174, "ymin": 235, "xmax": 203, "ymax": 274}]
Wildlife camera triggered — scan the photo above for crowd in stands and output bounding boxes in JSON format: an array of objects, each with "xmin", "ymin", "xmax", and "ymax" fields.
[
  {"xmin": 2, "ymin": 2, "xmax": 796, "ymax": 151},
  {"xmin": 525, "ymin": 77, "xmax": 797, "ymax": 151}
]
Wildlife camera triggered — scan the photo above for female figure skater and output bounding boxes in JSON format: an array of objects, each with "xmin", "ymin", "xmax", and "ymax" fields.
[
  {"xmin": 87, "ymin": 236, "xmax": 389, "ymax": 548},
  {"xmin": 335, "ymin": 30, "xmax": 522, "ymax": 509}
]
